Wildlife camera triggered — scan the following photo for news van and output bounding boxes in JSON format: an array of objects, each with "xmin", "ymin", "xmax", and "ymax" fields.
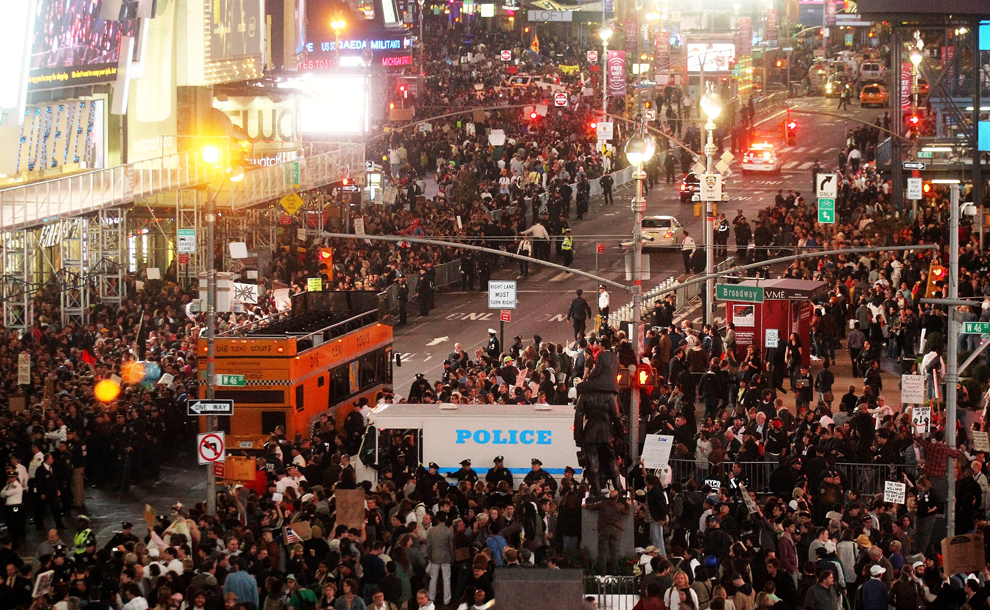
[{"xmin": 355, "ymin": 403, "xmax": 581, "ymax": 483}]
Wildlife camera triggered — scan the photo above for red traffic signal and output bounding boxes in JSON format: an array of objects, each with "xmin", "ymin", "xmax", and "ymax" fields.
[
  {"xmin": 530, "ymin": 111, "xmax": 538, "ymax": 120},
  {"xmin": 616, "ymin": 368, "xmax": 631, "ymax": 389},
  {"xmin": 908, "ymin": 115, "xmax": 920, "ymax": 125},
  {"xmin": 786, "ymin": 121, "xmax": 797, "ymax": 130},
  {"xmin": 931, "ymin": 266, "xmax": 946, "ymax": 280},
  {"xmin": 922, "ymin": 181, "xmax": 932, "ymax": 193},
  {"xmin": 589, "ymin": 121, "xmax": 597, "ymax": 129},
  {"xmin": 318, "ymin": 248, "xmax": 332, "ymax": 261}
]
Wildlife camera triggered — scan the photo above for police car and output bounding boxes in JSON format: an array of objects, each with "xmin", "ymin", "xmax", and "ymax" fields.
[{"xmin": 741, "ymin": 143, "xmax": 781, "ymax": 173}]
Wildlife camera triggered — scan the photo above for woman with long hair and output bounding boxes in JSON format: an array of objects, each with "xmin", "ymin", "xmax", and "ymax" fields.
[
  {"xmin": 391, "ymin": 535, "xmax": 414, "ymax": 608},
  {"xmin": 334, "ymin": 579, "xmax": 365, "ymax": 610},
  {"xmin": 664, "ymin": 570, "xmax": 700, "ymax": 610}
]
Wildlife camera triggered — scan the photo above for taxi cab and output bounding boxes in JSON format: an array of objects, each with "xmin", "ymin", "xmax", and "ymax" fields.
[
  {"xmin": 621, "ymin": 215, "xmax": 685, "ymax": 249},
  {"xmin": 859, "ymin": 83, "xmax": 889, "ymax": 107},
  {"xmin": 741, "ymin": 143, "xmax": 781, "ymax": 173}
]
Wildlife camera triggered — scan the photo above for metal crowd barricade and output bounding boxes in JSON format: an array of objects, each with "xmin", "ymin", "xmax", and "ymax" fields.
[
  {"xmin": 667, "ymin": 459, "xmax": 922, "ymax": 498},
  {"xmin": 379, "ymin": 259, "xmax": 463, "ymax": 314},
  {"xmin": 585, "ymin": 575, "xmax": 640, "ymax": 610}
]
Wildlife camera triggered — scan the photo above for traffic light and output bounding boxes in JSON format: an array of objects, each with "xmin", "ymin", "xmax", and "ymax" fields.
[
  {"xmin": 318, "ymin": 248, "xmax": 333, "ymax": 280},
  {"xmin": 923, "ymin": 181, "xmax": 932, "ymax": 194},
  {"xmin": 529, "ymin": 111, "xmax": 538, "ymax": 120},
  {"xmin": 634, "ymin": 364, "xmax": 657, "ymax": 389},
  {"xmin": 398, "ymin": 84, "xmax": 408, "ymax": 98},
  {"xmin": 589, "ymin": 121, "xmax": 597, "ymax": 129},
  {"xmin": 776, "ymin": 60, "xmax": 782, "ymax": 67},
  {"xmin": 616, "ymin": 367, "xmax": 631, "ymax": 389},
  {"xmin": 784, "ymin": 119, "xmax": 797, "ymax": 144},
  {"xmin": 906, "ymin": 114, "xmax": 920, "ymax": 138},
  {"xmin": 926, "ymin": 263, "xmax": 946, "ymax": 297}
]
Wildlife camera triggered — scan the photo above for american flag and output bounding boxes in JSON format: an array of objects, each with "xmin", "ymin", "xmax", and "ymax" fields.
[{"xmin": 284, "ymin": 527, "xmax": 302, "ymax": 545}]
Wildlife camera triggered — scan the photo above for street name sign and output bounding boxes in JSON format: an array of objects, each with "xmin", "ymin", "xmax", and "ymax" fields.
[
  {"xmin": 903, "ymin": 161, "xmax": 926, "ymax": 170},
  {"xmin": 188, "ymin": 400, "xmax": 235, "ymax": 416},
  {"xmin": 488, "ymin": 280, "xmax": 517, "ymax": 309},
  {"xmin": 716, "ymin": 284, "xmax": 764, "ymax": 303},
  {"xmin": 218, "ymin": 375, "xmax": 246, "ymax": 387},
  {"xmin": 818, "ymin": 197, "xmax": 835, "ymax": 223},
  {"xmin": 963, "ymin": 322, "xmax": 990, "ymax": 334}
]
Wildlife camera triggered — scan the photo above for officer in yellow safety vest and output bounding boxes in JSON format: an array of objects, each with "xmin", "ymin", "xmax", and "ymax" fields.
[
  {"xmin": 561, "ymin": 228, "xmax": 574, "ymax": 267},
  {"xmin": 73, "ymin": 514, "xmax": 95, "ymax": 555}
]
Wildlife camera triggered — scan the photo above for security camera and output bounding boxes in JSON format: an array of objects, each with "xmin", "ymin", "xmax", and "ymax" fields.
[{"xmin": 961, "ymin": 202, "xmax": 977, "ymax": 217}]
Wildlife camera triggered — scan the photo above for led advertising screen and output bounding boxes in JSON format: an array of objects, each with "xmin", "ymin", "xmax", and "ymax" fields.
[
  {"xmin": 211, "ymin": 0, "xmax": 264, "ymax": 61},
  {"xmin": 303, "ymin": 0, "xmax": 411, "ymax": 70},
  {"xmin": 296, "ymin": 75, "xmax": 368, "ymax": 136},
  {"xmin": 29, "ymin": 0, "xmax": 137, "ymax": 88}
]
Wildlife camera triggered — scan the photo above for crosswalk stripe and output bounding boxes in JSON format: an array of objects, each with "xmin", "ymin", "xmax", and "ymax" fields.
[
  {"xmin": 783, "ymin": 161, "xmax": 799, "ymax": 169},
  {"xmin": 798, "ymin": 161, "xmax": 815, "ymax": 170}
]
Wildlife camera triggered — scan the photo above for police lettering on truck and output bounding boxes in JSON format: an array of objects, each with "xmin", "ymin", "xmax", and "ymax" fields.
[
  {"xmin": 355, "ymin": 403, "xmax": 580, "ymax": 482},
  {"xmin": 455, "ymin": 429, "xmax": 553, "ymax": 445}
]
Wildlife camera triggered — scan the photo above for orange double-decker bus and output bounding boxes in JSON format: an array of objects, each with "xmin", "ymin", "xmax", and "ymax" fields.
[{"xmin": 197, "ymin": 292, "xmax": 392, "ymax": 450}]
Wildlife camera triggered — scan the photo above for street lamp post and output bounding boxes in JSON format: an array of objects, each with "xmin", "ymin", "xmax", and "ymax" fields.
[
  {"xmin": 701, "ymin": 89, "xmax": 722, "ymax": 328},
  {"xmin": 201, "ymin": 144, "xmax": 243, "ymax": 516},
  {"xmin": 909, "ymin": 42, "xmax": 923, "ymax": 217},
  {"xmin": 599, "ymin": 25, "xmax": 613, "ymax": 151},
  {"xmin": 332, "ymin": 18, "xmax": 347, "ymax": 71},
  {"xmin": 624, "ymin": 135, "xmax": 655, "ymax": 464},
  {"xmin": 418, "ymin": 0, "xmax": 426, "ymax": 75}
]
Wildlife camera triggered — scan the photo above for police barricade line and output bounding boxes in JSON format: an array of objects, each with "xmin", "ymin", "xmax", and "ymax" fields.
[
  {"xmin": 668, "ymin": 460, "xmax": 922, "ymax": 498},
  {"xmin": 585, "ymin": 575, "xmax": 640, "ymax": 610}
]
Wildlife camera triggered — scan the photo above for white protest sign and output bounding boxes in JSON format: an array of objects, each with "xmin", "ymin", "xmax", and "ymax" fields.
[
  {"xmin": 739, "ymin": 484, "xmax": 759, "ymax": 514},
  {"xmin": 901, "ymin": 374, "xmax": 925, "ymax": 404},
  {"xmin": 973, "ymin": 431, "xmax": 990, "ymax": 453},
  {"xmin": 913, "ymin": 406, "xmax": 931, "ymax": 434},
  {"xmin": 489, "ymin": 129, "xmax": 506, "ymax": 146},
  {"xmin": 18, "ymin": 352, "xmax": 30, "ymax": 385},
  {"xmin": 354, "ymin": 217, "xmax": 366, "ymax": 236},
  {"xmin": 641, "ymin": 434, "xmax": 674, "ymax": 469},
  {"xmin": 884, "ymin": 480, "xmax": 906, "ymax": 504}
]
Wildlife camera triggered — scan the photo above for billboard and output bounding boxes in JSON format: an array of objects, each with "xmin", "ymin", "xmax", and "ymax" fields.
[
  {"xmin": 686, "ymin": 44, "xmax": 736, "ymax": 73},
  {"xmin": 14, "ymin": 98, "xmax": 106, "ymax": 174},
  {"xmin": 211, "ymin": 0, "xmax": 264, "ymax": 61},
  {"xmin": 28, "ymin": 0, "xmax": 137, "ymax": 88},
  {"xmin": 296, "ymin": 76, "xmax": 369, "ymax": 136}
]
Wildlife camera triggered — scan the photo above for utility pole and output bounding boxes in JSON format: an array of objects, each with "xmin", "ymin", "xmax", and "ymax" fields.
[
  {"xmin": 946, "ymin": 183, "xmax": 960, "ymax": 537},
  {"xmin": 205, "ymin": 176, "xmax": 217, "ymax": 517}
]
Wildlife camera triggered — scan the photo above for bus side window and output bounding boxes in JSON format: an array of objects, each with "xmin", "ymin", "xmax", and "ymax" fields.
[
  {"xmin": 381, "ymin": 349, "xmax": 392, "ymax": 384},
  {"xmin": 262, "ymin": 411, "xmax": 286, "ymax": 435},
  {"xmin": 329, "ymin": 365, "xmax": 349, "ymax": 406},
  {"xmin": 360, "ymin": 352, "xmax": 379, "ymax": 389},
  {"xmin": 295, "ymin": 385, "xmax": 305, "ymax": 412}
]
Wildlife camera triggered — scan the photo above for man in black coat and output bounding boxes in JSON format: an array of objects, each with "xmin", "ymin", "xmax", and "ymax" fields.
[
  {"xmin": 33, "ymin": 453, "xmax": 64, "ymax": 531},
  {"xmin": 575, "ymin": 336, "xmax": 621, "ymax": 495},
  {"xmin": 567, "ymin": 289, "xmax": 593, "ymax": 339}
]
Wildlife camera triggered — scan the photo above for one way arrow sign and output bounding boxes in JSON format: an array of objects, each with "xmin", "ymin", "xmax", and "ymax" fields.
[
  {"xmin": 187, "ymin": 400, "xmax": 234, "ymax": 416},
  {"xmin": 817, "ymin": 173, "xmax": 837, "ymax": 198}
]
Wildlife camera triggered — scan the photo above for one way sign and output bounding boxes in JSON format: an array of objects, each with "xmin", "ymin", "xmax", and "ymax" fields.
[
  {"xmin": 816, "ymin": 173, "xmax": 838, "ymax": 198},
  {"xmin": 187, "ymin": 400, "xmax": 234, "ymax": 416}
]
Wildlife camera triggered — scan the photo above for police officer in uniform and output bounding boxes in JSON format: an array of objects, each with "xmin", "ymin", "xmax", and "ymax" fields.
[
  {"xmin": 407, "ymin": 373, "xmax": 431, "ymax": 402},
  {"xmin": 567, "ymin": 289, "xmax": 593, "ymax": 340},
  {"xmin": 420, "ymin": 462, "xmax": 447, "ymax": 497},
  {"xmin": 397, "ymin": 276, "xmax": 409, "ymax": 325},
  {"xmin": 486, "ymin": 456, "xmax": 513, "ymax": 488},
  {"xmin": 524, "ymin": 458, "xmax": 558, "ymax": 493},
  {"xmin": 561, "ymin": 228, "xmax": 574, "ymax": 267},
  {"xmin": 716, "ymin": 213, "xmax": 731, "ymax": 257},
  {"xmin": 73, "ymin": 515, "xmax": 95, "ymax": 557},
  {"xmin": 446, "ymin": 459, "xmax": 479, "ymax": 484},
  {"xmin": 104, "ymin": 521, "xmax": 139, "ymax": 552},
  {"xmin": 74, "ymin": 539, "xmax": 99, "ymax": 568},
  {"xmin": 343, "ymin": 402, "xmax": 366, "ymax": 455},
  {"xmin": 485, "ymin": 329, "xmax": 501, "ymax": 360},
  {"xmin": 509, "ymin": 336, "xmax": 524, "ymax": 361}
]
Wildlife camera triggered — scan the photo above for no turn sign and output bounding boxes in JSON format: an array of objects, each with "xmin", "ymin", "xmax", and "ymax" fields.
[
  {"xmin": 587, "ymin": 50, "xmax": 598, "ymax": 62},
  {"xmin": 197, "ymin": 432, "xmax": 226, "ymax": 465},
  {"xmin": 500, "ymin": 50, "xmax": 511, "ymax": 61},
  {"xmin": 554, "ymin": 92, "xmax": 568, "ymax": 107}
]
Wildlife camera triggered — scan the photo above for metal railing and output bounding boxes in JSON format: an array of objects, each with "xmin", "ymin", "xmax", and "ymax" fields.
[
  {"xmin": 610, "ymin": 258, "xmax": 736, "ymax": 325},
  {"xmin": 226, "ymin": 142, "xmax": 365, "ymax": 210},
  {"xmin": 585, "ymin": 575, "xmax": 640, "ymax": 610},
  {"xmin": 0, "ymin": 150, "xmax": 213, "ymax": 231},
  {"xmin": 378, "ymin": 259, "xmax": 464, "ymax": 314},
  {"xmin": 669, "ymin": 459, "xmax": 921, "ymax": 498}
]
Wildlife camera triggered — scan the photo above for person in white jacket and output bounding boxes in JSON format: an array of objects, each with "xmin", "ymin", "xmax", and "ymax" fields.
[{"xmin": 664, "ymin": 570, "xmax": 700, "ymax": 610}]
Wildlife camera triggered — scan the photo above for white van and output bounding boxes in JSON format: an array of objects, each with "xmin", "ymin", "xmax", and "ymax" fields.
[
  {"xmin": 859, "ymin": 61, "xmax": 884, "ymax": 81},
  {"xmin": 355, "ymin": 403, "xmax": 582, "ymax": 483}
]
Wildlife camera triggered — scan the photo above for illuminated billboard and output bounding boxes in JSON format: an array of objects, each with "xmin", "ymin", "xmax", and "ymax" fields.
[
  {"xmin": 303, "ymin": 0, "xmax": 411, "ymax": 70},
  {"xmin": 28, "ymin": 0, "xmax": 137, "ymax": 88},
  {"xmin": 292, "ymin": 75, "xmax": 369, "ymax": 136},
  {"xmin": 686, "ymin": 43, "xmax": 736, "ymax": 73},
  {"xmin": 211, "ymin": 0, "xmax": 265, "ymax": 60}
]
